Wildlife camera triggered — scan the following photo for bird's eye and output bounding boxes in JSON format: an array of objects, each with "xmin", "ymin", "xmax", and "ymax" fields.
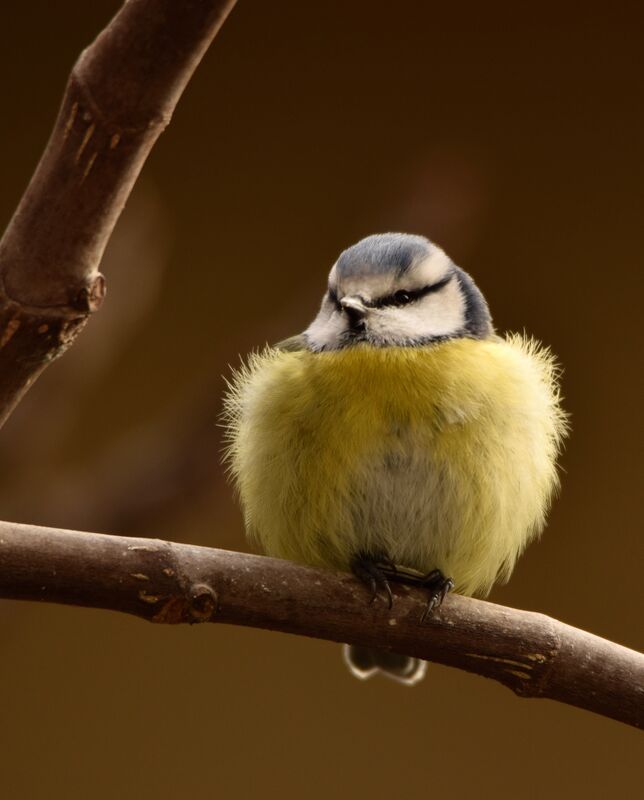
[{"xmin": 392, "ymin": 290, "xmax": 412, "ymax": 306}]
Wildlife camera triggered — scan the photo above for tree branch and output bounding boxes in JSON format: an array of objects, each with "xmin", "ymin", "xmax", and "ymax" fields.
[
  {"xmin": 1, "ymin": 520, "xmax": 641, "ymax": 729},
  {"xmin": 0, "ymin": 0, "xmax": 237, "ymax": 427}
]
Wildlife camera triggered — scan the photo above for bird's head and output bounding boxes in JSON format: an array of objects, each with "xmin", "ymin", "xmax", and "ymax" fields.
[{"xmin": 305, "ymin": 233, "xmax": 493, "ymax": 351}]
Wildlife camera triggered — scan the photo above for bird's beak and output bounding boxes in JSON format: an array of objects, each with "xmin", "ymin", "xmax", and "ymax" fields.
[
  {"xmin": 340, "ymin": 295, "xmax": 368, "ymax": 333},
  {"xmin": 340, "ymin": 296, "xmax": 367, "ymax": 317}
]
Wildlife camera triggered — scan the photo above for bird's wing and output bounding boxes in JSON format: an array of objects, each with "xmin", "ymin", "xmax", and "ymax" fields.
[{"xmin": 272, "ymin": 333, "xmax": 310, "ymax": 352}]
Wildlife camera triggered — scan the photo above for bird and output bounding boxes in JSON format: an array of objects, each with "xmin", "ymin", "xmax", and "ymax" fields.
[{"xmin": 222, "ymin": 233, "xmax": 568, "ymax": 685}]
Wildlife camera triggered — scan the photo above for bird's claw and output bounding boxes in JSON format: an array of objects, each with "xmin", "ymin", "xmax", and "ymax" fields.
[
  {"xmin": 351, "ymin": 552, "xmax": 453, "ymax": 618},
  {"xmin": 351, "ymin": 554, "xmax": 394, "ymax": 609},
  {"xmin": 420, "ymin": 575, "xmax": 454, "ymax": 622}
]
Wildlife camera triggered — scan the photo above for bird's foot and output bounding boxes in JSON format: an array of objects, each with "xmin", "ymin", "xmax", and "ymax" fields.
[
  {"xmin": 371, "ymin": 562, "xmax": 454, "ymax": 621},
  {"xmin": 350, "ymin": 552, "xmax": 394, "ymax": 609},
  {"xmin": 418, "ymin": 571, "xmax": 454, "ymax": 622},
  {"xmin": 350, "ymin": 554, "xmax": 454, "ymax": 619}
]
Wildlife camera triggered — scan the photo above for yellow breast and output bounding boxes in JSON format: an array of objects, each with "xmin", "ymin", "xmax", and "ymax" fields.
[{"xmin": 223, "ymin": 335, "xmax": 567, "ymax": 597}]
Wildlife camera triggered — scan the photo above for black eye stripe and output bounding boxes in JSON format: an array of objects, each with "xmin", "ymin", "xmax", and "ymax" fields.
[
  {"xmin": 328, "ymin": 274, "xmax": 452, "ymax": 311},
  {"xmin": 373, "ymin": 275, "xmax": 453, "ymax": 308}
]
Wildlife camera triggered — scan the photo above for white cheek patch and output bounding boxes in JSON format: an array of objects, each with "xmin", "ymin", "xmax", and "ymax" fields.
[
  {"xmin": 305, "ymin": 302, "xmax": 346, "ymax": 350},
  {"xmin": 368, "ymin": 280, "xmax": 466, "ymax": 342}
]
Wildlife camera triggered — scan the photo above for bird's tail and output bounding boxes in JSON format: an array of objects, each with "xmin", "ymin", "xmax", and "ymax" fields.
[{"xmin": 343, "ymin": 644, "xmax": 427, "ymax": 686}]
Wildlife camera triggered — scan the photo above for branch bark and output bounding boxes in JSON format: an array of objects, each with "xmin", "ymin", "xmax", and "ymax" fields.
[
  {"xmin": 0, "ymin": 0, "xmax": 237, "ymax": 427},
  {"xmin": 1, "ymin": 520, "xmax": 642, "ymax": 729}
]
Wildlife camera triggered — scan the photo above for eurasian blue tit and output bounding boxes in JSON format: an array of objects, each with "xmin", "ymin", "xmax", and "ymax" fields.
[{"xmin": 223, "ymin": 233, "xmax": 567, "ymax": 685}]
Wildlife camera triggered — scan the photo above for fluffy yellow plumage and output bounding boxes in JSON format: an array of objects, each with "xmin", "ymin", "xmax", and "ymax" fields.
[{"xmin": 223, "ymin": 334, "xmax": 567, "ymax": 598}]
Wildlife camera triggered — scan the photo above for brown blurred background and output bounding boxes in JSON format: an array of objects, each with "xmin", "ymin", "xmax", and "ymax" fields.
[{"xmin": 0, "ymin": 1, "xmax": 642, "ymax": 797}]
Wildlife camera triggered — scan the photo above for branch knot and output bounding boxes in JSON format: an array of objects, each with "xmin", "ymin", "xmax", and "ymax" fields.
[{"xmin": 188, "ymin": 582, "xmax": 218, "ymax": 622}]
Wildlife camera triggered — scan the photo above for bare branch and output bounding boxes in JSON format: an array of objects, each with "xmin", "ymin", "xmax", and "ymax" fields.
[
  {"xmin": 0, "ymin": 0, "xmax": 237, "ymax": 427},
  {"xmin": 1, "ymin": 520, "xmax": 641, "ymax": 729}
]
